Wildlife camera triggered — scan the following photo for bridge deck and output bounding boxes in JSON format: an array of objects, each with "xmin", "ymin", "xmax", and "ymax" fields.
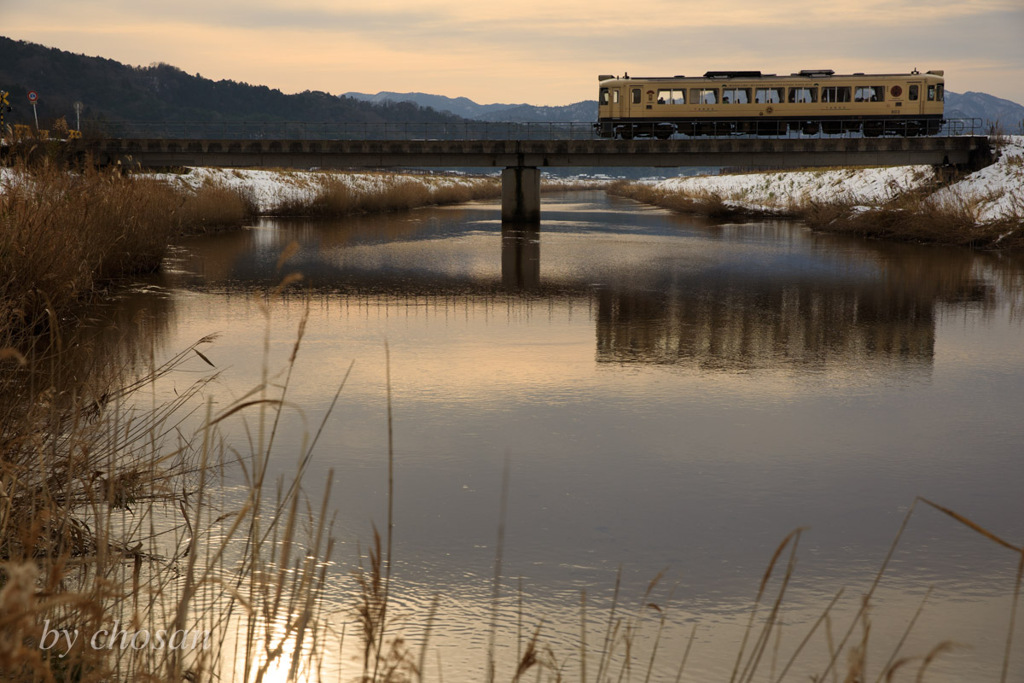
[{"xmin": 72, "ymin": 136, "xmax": 990, "ymax": 170}]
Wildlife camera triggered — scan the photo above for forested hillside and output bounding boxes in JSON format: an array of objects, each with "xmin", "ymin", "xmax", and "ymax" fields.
[
  {"xmin": 0, "ymin": 36, "xmax": 464, "ymax": 129},
  {"xmin": 4, "ymin": 36, "xmax": 1022, "ymax": 135}
]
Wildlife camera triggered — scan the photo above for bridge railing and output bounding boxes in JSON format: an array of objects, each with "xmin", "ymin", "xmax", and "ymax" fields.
[
  {"xmin": 91, "ymin": 118, "xmax": 986, "ymax": 141},
  {"xmin": 93, "ymin": 121, "xmax": 600, "ymax": 141}
]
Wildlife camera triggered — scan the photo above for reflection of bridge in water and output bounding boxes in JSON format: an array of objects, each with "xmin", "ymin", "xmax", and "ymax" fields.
[{"xmin": 167, "ymin": 215, "xmax": 1000, "ymax": 373}]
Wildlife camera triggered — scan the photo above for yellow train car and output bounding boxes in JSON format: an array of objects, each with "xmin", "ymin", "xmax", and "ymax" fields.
[{"xmin": 595, "ymin": 69, "xmax": 945, "ymax": 138}]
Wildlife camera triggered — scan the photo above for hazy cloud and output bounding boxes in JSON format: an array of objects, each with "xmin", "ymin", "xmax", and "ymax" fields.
[{"xmin": 4, "ymin": 0, "xmax": 1022, "ymax": 104}]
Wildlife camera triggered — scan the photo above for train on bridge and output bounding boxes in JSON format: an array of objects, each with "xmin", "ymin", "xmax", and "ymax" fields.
[{"xmin": 595, "ymin": 69, "xmax": 945, "ymax": 139}]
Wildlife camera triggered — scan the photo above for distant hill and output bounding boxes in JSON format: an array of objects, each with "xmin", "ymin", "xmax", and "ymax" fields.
[
  {"xmin": 344, "ymin": 91, "xmax": 597, "ymax": 122},
  {"xmin": 0, "ymin": 36, "xmax": 466, "ymax": 129},
  {"xmin": 944, "ymin": 91, "xmax": 1024, "ymax": 133},
  {"xmin": 341, "ymin": 91, "xmax": 516, "ymax": 119},
  {"xmin": 346, "ymin": 89, "xmax": 1024, "ymax": 131}
]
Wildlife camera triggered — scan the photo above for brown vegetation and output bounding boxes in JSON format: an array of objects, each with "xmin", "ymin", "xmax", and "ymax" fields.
[
  {"xmin": 797, "ymin": 186, "xmax": 1024, "ymax": 249},
  {"xmin": 0, "ymin": 164, "xmax": 501, "ymax": 344},
  {"xmin": 0, "ymin": 321, "xmax": 339, "ymax": 681},
  {"xmin": 1, "ymin": 163, "xmax": 177, "ymax": 337},
  {"xmin": 270, "ymin": 174, "xmax": 500, "ymax": 217},
  {"xmin": 0, "ymin": 162, "xmax": 259, "ymax": 341},
  {"xmin": 607, "ymin": 179, "xmax": 748, "ymax": 218},
  {"xmin": 607, "ymin": 176, "xmax": 1024, "ymax": 250}
]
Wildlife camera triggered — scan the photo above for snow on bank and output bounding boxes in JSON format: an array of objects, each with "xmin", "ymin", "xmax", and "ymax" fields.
[
  {"xmin": 647, "ymin": 136, "xmax": 1024, "ymax": 223},
  {"xmin": 652, "ymin": 165, "xmax": 936, "ymax": 215},
  {"xmin": 152, "ymin": 167, "xmax": 497, "ymax": 214},
  {"xmin": 930, "ymin": 136, "xmax": 1024, "ymax": 223}
]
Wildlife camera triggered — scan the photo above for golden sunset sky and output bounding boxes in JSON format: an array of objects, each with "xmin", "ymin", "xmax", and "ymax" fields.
[{"xmin": 4, "ymin": 0, "xmax": 1023, "ymax": 105}]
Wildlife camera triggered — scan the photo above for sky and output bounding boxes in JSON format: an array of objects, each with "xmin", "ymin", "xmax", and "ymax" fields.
[{"xmin": 3, "ymin": 0, "xmax": 1024, "ymax": 106}]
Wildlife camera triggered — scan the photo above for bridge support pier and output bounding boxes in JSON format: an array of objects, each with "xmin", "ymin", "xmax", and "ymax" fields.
[{"xmin": 501, "ymin": 166, "xmax": 541, "ymax": 223}]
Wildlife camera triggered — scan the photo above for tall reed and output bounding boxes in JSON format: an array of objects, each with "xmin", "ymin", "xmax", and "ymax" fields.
[
  {"xmin": 0, "ymin": 162, "xmax": 258, "ymax": 345},
  {"xmin": 270, "ymin": 174, "xmax": 500, "ymax": 217}
]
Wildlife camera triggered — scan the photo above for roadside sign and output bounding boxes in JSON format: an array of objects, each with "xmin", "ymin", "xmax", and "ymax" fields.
[{"xmin": 27, "ymin": 91, "xmax": 39, "ymax": 130}]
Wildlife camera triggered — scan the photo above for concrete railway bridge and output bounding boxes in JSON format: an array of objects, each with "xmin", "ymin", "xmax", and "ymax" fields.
[{"xmin": 66, "ymin": 128, "xmax": 992, "ymax": 222}]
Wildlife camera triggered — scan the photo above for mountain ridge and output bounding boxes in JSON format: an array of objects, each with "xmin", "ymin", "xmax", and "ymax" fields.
[
  {"xmin": 342, "ymin": 91, "xmax": 596, "ymax": 122},
  {"xmin": 2, "ymin": 36, "xmax": 1022, "ymax": 132},
  {"xmin": 346, "ymin": 89, "xmax": 1024, "ymax": 130}
]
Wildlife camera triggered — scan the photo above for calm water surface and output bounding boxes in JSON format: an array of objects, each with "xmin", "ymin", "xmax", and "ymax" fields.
[{"xmin": 110, "ymin": 191, "xmax": 1024, "ymax": 681}]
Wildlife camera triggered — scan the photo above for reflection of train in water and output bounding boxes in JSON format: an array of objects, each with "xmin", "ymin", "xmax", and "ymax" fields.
[{"xmin": 595, "ymin": 69, "xmax": 944, "ymax": 139}]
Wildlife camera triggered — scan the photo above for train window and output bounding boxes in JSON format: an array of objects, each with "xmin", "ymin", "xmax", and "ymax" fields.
[
  {"xmin": 788, "ymin": 87, "xmax": 817, "ymax": 104},
  {"xmin": 909, "ymin": 85, "xmax": 919, "ymax": 101},
  {"xmin": 721, "ymin": 88, "xmax": 751, "ymax": 104},
  {"xmin": 612, "ymin": 90, "xmax": 620, "ymax": 104},
  {"xmin": 755, "ymin": 88, "xmax": 783, "ymax": 104},
  {"xmin": 690, "ymin": 88, "xmax": 718, "ymax": 105},
  {"xmin": 632, "ymin": 88, "xmax": 642, "ymax": 104},
  {"xmin": 854, "ymin": 86, "xmax": 883, "ymax": 102},
  {"xmin": 927, "ymin": 85, "xmax": 936, "ymax": 101},
  {"xmin": 821, "ymin": 86, "xmax": 851, "ymax": 103},
  {"xmin": 656, "ymin": 89, "xmax": 685, "ymax": 104},
  {"xmin": 600, "ymin": 88, "xmax": 610, "ymax": 105},
  {"xmin": 936, "ymin": 84, "xmax": 944, "ymax": 101}
]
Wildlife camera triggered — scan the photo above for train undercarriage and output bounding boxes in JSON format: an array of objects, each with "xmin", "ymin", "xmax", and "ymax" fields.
[{"xmin": 595, "ymin": 116, "xmax": 945, "ymax": 139}]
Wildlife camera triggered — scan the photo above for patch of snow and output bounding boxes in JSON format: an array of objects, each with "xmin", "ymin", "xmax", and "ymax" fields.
[
  {"xmin": 653, "ymin": 165, "xmax": 935, "ymax": 214},
  {"xmin": 647, "ymin": 135, "xmax": 1024, "ymax": 224},
  {"xmin": 148, "ymin": 167, "xmax": 496, "ymax": 214},
  {"xmin": 930, "ymin": 136, "xmax": 1024, "ymax": 223}
]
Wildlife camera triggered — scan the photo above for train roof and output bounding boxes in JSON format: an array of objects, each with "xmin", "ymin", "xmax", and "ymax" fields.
[{"xmin": 598, "ymin": 70, "xmax": 944, "ymax": 83}]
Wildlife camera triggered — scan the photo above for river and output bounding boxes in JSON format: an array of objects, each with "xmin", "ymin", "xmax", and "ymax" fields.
[{"xmin": 97, "ymin": 190, "xmax": 1024, "ymax": 681}]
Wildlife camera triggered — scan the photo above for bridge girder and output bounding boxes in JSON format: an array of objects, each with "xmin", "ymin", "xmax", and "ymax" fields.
[{"xmin": 68, "ymin": 136, "xmax": 991, "ymax": 171}]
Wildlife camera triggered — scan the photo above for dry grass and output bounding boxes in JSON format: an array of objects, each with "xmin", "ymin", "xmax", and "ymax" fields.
[
  {"xmin": 798, "ymin": 187, "xmax": 1024, "ymax": 249},
  {"xmin": 1, "ymin": 163, "xmax": 496, "ymax": 343},
  {"xmin": 175, "ymin": 178, "xmax": 258, "ymax": 233},
  {"xmin": 0, "ymin": 301, "xmax": 342, "ymax": 682},
  {"xmin": 271, "ymin": 174, "xmax": 500, "ymax": 217},
  {"xmin": 0, "ymin": 162, "xmax": 261, "ymax": 344},
  {"xmin": 609, "ymin": 176, "xmax": 1024, "ymax": 250},
  {"xmin": 1, "ymin": 162, "xmax": 180, "ymax": 335},
  {"xmin": 0, "ymin": 333, "xmax": 218, "ymax": 681},
  {"xmin": 540, "ymin": 178, "xmax": 611, "ymax": 192},
  {"xmin": 607, "ymin": 180, "xmax": 743, "ymax": 218}
]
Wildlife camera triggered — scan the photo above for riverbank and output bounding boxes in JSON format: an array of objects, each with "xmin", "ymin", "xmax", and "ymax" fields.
[
  {"xmin": 609, "ymin": 135, "xmax": 1024, "ymax": 249},
  {"xmin": 0, "ymin": 165, "xmax": 506, "ymax": 342},
  {"xmin": 152, "ymin": 166, "xmax": 502, "ymax": 219}
]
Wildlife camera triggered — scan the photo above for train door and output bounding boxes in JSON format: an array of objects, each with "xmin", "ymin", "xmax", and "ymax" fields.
[
  {"xmin": 608, "ymin": 87, "xmax": 625, "ymax": 119},
  {"xmin": 628, "ymin": 87, "xmax": 642, "ymax": 119},
  {"xmin": 906, "ymin": 79, "xmax": 923, "ymax": 114}
]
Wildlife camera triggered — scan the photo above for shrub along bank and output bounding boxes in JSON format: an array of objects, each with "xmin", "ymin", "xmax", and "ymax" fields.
[
  {"xmin": 0, "ymin": 164, "xmax": 501, "ymax": 342},
  {"xmin": 608, "ymin": 136, "xmax": 1024, "ymax": 250}
]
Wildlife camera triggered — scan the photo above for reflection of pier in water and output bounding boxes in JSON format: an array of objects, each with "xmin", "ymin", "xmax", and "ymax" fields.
[{"xmin": 501, "ymin": 225, "xmax": 540, "ymax": 291}]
